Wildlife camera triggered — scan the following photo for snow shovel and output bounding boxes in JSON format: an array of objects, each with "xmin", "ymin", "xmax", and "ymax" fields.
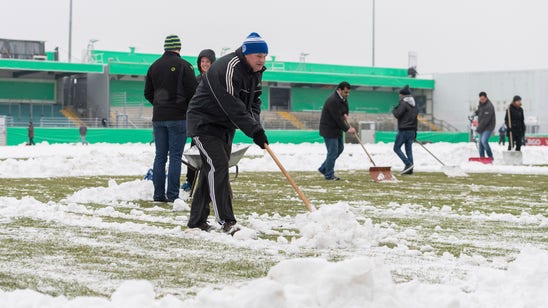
[
  {"xmin": 415, "ymin": 140, "xmax": 468, "ymax": 177},
  {"xmin": 346, "ymin": 121, "xmax": 394, "ymax": 182},
  {"xmin": 264, "ymin": 144, "xmax": 315, "ymax": 212}
]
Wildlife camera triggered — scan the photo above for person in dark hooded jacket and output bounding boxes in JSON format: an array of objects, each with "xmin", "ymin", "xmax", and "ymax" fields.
[
  {"xmin": 392, "ymin": 85, "xmax": 418, "ymax": 175},
  {"xmin": 195, "ymin": 49, "xmax": 216, "ymax": 84},
  {"xmin": 182, "ymin": 49, "xmax": 217, "ymax": 192},
  {"xmin": 185, "ymin": 32, "xmax": 269, "ymax": 235},
  {"xmin": 504, "ymin": 95, "xmax": 525, "ymax": 151}
]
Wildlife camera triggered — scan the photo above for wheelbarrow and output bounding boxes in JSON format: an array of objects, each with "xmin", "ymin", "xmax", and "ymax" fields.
[{"xmin": 182, "ymin": 144, "xmax": 251, "ymax": 197}]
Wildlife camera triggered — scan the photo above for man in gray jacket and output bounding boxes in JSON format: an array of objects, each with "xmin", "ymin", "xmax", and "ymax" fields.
[{"xmin": 475, "ymin": 91, "xmax": 496, "ymax": 160}]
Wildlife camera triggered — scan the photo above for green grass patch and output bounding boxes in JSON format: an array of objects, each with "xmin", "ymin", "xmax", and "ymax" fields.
[{"xmin": 0, "ymin": 171, "xmax": 546, "ymax": 299}]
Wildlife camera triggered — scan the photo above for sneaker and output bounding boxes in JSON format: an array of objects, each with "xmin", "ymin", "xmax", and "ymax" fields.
[
  {"xmin": 181, "ymin": 182, "xmax": 192, "ymax": 192},
  {"xmin": 400, "ymin": 164, "xmax": 414, "ymax": 175},
  {"xmin": 325, "ymin": 176, "xmax": 340, "ymax": 181},
  {"xmin": 222, "ymin": 221, "xmax": 241, "ymax": 236},
  {"xmin": 197, "ymin": 222, "xmax": 213, "ymax": 232}
]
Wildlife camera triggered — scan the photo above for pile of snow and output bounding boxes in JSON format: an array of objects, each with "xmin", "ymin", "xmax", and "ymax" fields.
[{"xmin": 1, "ymin": 247, "xmax": 546, "ymax": 308}]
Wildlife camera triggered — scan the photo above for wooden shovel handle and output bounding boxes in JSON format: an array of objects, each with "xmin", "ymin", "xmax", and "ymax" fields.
[
  {"xmin": 264, "ymin": 144, "xmax": 315, "ymax": 212},
  {"xmin": 345, "ymin": 120, "xmax": 376, "ymax": 166}
]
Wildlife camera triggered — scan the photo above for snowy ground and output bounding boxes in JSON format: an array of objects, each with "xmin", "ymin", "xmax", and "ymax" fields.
[{"xmin": 0, "ymin": 141, "xmax": 547, "ymax": 308}]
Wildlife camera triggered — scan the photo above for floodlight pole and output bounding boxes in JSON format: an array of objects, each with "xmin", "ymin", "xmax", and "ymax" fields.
[
  {"xmin": 68, "ymin": 0, "xmax": 73, "ymax": 62},
  {"xmin": 372, "ymin": 0, "xmax": 375, "ymax": 67}
]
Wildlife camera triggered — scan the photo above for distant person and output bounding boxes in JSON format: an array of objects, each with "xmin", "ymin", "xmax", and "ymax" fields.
[
  {"xmin": 182, "ymin": 48, "xmax": 216, "ymax": 193},
  {"xmin": 27, "ymin": 121, "xmax": 35, "ymax": 146},
  {"xmin": 475, "ymin": 91, "xmax": 496, "ymax": 160},
  {"xmin": 195, "ymin": 49, "xmax": 216, "ymax": 84},
  {"xmin": 144, "ymin": 34, "xmax": 198, "ymax": 202},
  {"xmin": 101, "ymin": 118, "xmax": 107, "ymax": 128},
  {"xmin": 186, "ymin": 32, "xmax": 269, "ymax": 235},
  {"xmin": 505, "ymin": 95, "xmax": 525, "ymax": 151},
  {"xmin": 498, "ymin": 123, "xmax": 507, "ymax": 145},
  {"xmin": 79, "ymin": 125, "xmax": 88, "ymax": 145},
  {"xmin": 392, "ymin": 85, "xmax": 417, "ymax": 175},
  {"xmin": 318, "ymin": 81, "xmax": 356, "ymax": 180}
]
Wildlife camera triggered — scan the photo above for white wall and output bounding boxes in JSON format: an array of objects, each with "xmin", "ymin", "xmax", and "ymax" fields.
[{"xmin": 433, "ymin": 70, "xmax": 548, "ymax": 133}]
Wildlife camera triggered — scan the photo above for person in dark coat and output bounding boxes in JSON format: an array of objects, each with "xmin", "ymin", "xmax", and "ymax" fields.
[
  {"xmin": 185, "ymin": 32, "xmax": 269, "ymax": 235},
  {"xmin": 318, "ymin": 81, "xmax": 356, "ymax": 180},
  {"xmin": 79, "ymin": 125, "xmax": 88, "ymax": 145},
  {"xmin": 475, "ymin": 91, "xmax": 496, "ymax": 159},
  {"xmin": 505, "ymin": 95, "xmax": 526, "ymax": 151},
  {"xmin": 392, "ymin": 85, "xmax": 418, "ymax": 175},
  {"xmin": 182, "ymin": 49, "xmax": 216, "ymax": 192},
  {"xmin": 144, "ymin": 34, "xmax": 198, "ymax": 202},
  {"xmin": 195, "ymin": 49, "xmax": 216, "ymax": 84},
  {"xmin": 27, "ymin": 121, "xmax": 35, "ymax": 145},
  {"xmin": 498, "ymin": 123, "xmax": 507, "ymax": 145}
]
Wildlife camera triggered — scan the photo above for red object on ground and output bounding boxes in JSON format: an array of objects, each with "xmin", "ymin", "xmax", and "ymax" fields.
[{"xmin": 468, "ymin": 157, "xmax": 493, "ymax": 164}]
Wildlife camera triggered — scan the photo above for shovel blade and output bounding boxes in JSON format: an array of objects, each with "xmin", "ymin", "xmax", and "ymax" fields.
[
  {"xmin": 369, "ymin": 167, "xmax": 395, "ymax": 182},
  {"xmin": 502, "ymin": 151, "xmax": 523, "ymax": 165}
]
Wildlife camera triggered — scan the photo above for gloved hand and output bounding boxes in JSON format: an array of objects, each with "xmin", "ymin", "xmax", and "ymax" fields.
[{"xmin": 253, "ymin": 130, "xmax": 268, "ymax": 149}]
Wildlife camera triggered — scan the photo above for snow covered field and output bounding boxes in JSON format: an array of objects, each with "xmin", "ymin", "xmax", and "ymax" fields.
[{"xmin": 0, "ymin": 141, "xmax": 547, "ymax": 307}]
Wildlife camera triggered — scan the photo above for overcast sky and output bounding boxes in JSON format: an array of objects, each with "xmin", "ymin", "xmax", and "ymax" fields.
[{"xmin": 2, "ymin": 0, "xmax": 548, "ymax": 74}]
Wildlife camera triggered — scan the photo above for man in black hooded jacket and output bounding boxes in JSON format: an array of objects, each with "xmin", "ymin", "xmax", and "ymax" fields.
[
  {"xmin": 392, "ymin": 85, "xmax": 418, "ymax": 175},
  {"xmin": 186, "ymin": 32, "xmax": 269, "ymax": 235}
]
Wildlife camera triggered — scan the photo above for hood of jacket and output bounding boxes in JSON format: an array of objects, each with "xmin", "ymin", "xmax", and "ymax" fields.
[
  {"xmin": 403, "ymin": 96, "xmax": 416, "ymax": 107},
  {"xmin": 197, "ymin": 49, "xmax": 216, "ymax": 74}
]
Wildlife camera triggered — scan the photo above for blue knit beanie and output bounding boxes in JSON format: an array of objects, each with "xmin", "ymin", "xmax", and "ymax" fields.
[{"xmin": 242, "ymin": 32, "xmax": 268, "ymax": 55}]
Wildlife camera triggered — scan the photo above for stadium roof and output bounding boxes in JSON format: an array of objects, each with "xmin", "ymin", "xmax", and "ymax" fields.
[
  {"xmin": 0, "ymin": 49, "xmax": 434, "ymax": 89},
  {"xmin": 0, "ymin": 58, "xmax": 103, "ymax": 78},
  {"xmin": 95, "ymin": 50, "xmax": 434, "ymax": 89}
]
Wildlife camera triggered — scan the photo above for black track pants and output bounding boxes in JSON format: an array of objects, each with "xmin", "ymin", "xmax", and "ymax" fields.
[{"xmin": 187, "ymin": 135, "xmax": 235, "ymax": 227}]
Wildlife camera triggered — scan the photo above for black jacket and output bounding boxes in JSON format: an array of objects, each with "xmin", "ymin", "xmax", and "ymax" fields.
[
  {"xmin": 144, "ymin": 51, "xmax": 197, "ymax": 121},
  {"xmin": 504, "ymin": 104, "xmax": 525, "ymax": 135},
  {"xmin": 475, "ymin": 99, "xmax": 496, "ymax": 133},
  {"xmin": 186, "ymin": 47, "xmax": 265, "ymax": 140},
  {"xmin": 392, "ymin": 95, "xmax": 418, "ymax": 130},
  {"xmin": 319, "ymin": 90, "xmax": 350, "ymax": 138}
]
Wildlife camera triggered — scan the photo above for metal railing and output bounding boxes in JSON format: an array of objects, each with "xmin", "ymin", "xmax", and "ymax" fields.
[{"xmin": 4, "ymin": 111, "xmax": 460, "ymax": 132}]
